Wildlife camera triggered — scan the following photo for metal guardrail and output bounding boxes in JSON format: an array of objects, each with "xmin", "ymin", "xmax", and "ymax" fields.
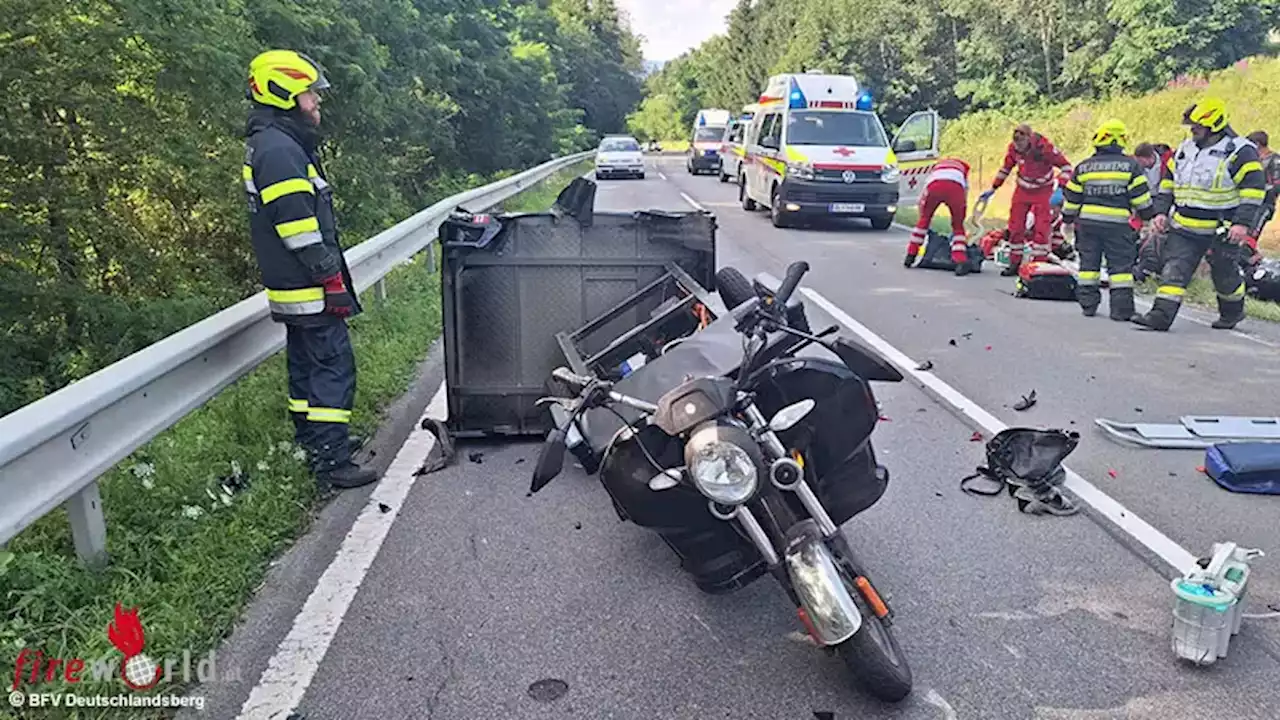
[{"xmin": 0, "ymin": 150, "xmax": 593, "ymax": 566}]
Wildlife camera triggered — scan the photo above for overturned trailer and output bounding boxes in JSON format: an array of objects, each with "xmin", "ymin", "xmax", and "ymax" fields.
[{"xmin": 440, "ymin": 178, "xmax": 717, "ymax": 437}]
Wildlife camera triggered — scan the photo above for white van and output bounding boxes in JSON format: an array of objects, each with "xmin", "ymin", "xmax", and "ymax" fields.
[
  {"xmin": 740, "ymin": 72, "xmax": 939, "ymax": 229},
  {"xmin": 687, "ymin": 108, "xmax": 732, "ymax": 175},
  {"xmin": 719, "ymin": 104, "xmax": 757, "ymax": 184}
]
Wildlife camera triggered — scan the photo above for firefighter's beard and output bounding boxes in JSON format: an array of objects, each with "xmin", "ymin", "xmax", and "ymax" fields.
[
  {"xmin": 1013, "ymin": 137, "xmax": 1030, "ymax": 153},
  {"xmin": 1191, "ymin": 126, "xmax": 1211, "ymax": 147}
]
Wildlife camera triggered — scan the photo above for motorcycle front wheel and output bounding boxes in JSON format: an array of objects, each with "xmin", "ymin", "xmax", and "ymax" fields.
[{"xmin": 836, "ymin": 581, "xmax": 912, "ymax": 702}]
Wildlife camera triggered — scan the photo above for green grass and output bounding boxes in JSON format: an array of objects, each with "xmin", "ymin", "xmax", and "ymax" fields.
[
  {"xmin": 496, "ymin": 160, "xmax": 592, "ymax": 213},
  {"xmin": 0, "ymin": 164, "xmax": 587, "ymax": 719}
]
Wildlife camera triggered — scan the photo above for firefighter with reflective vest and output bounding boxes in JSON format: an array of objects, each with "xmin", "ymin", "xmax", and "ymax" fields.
[
  {"xmin": 980, "ymin": 124, "xmax": 1073, "ymax": 276},
  {"xmin": 1060, "ymin": 120, "xmax": 1157, "ymax": 321},
  {"xmin": 1134, "ymin": 98, "xmax": 1266, "ymax": 331},
  {"xmin": 904, "ymin": 158, "xmax": 975, "ymax": 276},
  {"xmin": 243, "ymin": 50, "xmax": 377, "ymax": 489}
]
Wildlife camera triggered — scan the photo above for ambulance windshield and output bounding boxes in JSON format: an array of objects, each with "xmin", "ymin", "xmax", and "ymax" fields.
[
  {"xmin": 694, "ymin": 126, "xmax": 726, "ymax": 143},
  {"xmin": 786, "ymin": 111, "xmax": 888, "ymax": 147}
]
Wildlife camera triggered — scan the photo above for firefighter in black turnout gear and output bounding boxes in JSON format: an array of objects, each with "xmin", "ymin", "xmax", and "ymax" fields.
[
  {"xmin": 1060, "ymin": 120, "xmax": 1156, "ymax": 320},
  {"xmin": 243, "ymin": 50, "xmax": 377, "ymax": 489},
  {"xmin": 1134, "ymin": 98, "xmax": 1266, "ymax": 331}
]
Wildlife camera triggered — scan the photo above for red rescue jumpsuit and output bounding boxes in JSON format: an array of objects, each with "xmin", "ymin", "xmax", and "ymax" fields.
[
  {"xmin": 907, "ymin": 158, "xmax": 971, "ymax": 264},
  {"xmin": 993, "ymin": 134, "xmax": 1072, "ymax": 265}
]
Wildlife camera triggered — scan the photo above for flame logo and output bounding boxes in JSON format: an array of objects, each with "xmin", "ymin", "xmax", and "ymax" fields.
[{"xmin": 107, "ymin": 604, "xmax": 162, "ymax": 691}]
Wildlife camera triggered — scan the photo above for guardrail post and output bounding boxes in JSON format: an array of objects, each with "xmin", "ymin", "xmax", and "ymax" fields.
[
  {"xmin": 427, "ymin": 240, "xmax": 437, "ymax": 274},
  {"xmin": 376, "ymin": 278, "xmax": 388, "ymax": 301},
  {"xmin": 67, "ymin": 481, "xmax": 108, "ymax": 568}
]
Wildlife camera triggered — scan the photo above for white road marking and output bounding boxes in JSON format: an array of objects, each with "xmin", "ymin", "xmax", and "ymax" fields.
[
  {"xmin": 679, "ymin": 192, "xmax": 707, "ymax": 212},
  {"xmin": 923, "ymin": 688, "xmax": 960, "ymax": 720},
  {"xmin": 236, "ymin": 384, "xmax": 448, "ymax": 720},
  {"xmin": 658, "ymin": 171, "xmax": 667, "ymax": 180},
  {"xmin": 799, "ymin": 287, "xmax": 1199, "ymax": 576}
]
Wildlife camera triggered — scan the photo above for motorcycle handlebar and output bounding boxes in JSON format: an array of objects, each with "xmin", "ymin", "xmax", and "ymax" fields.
[
  {"xmin": 773, "ymin": 261, "xmax": 810, "ymax": 307},
  {"xmin": 551, "ymin": 368, "xmax": 659, "ymax": 414},
  {"xmin": 552, "ymin": 367, "xmax": 595, "ymax": 389}
]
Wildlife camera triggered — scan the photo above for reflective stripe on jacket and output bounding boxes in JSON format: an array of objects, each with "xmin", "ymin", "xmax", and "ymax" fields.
[
  {"xmin": 1060, "ymin": 147, "xmax": 1156, "ymax": 226},
  {"xmin": 925, "ymin": 158, "xmax": 970, "ymax": 191},
  {"xmin": 1155, "ymin": 133, "xmax": 1266, "ymax": 235},
  {"xmin": 993, "ymin": 135, "xmax": 1072, "ymax": 191},
  {"xmin": 244, "ymin": 109, "xmax": 361, "ymax": 324}
]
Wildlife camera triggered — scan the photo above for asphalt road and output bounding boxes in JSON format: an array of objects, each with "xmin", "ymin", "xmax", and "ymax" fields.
[{"xmin": 194, "ymin": 157, "xmax": 1280, "ymax": 720}]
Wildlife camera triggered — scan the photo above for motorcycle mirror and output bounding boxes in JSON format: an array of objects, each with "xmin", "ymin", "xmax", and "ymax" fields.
[
  {"xmin": 648, "ymin": 468, "xmax": 681, "ymax": 491},
  {"xmin": 830, "ymin": 336, "xmax": 904, "ymax": 383},
  {"xmin": 529, "ymin": 428, "xmax": 568, "ymax": 494},
  {"xmin": 769, "ymin": 398, "xmax": 817, "ymax": 432}
]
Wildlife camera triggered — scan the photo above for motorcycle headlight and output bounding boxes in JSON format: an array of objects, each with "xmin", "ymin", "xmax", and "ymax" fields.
[
  {"xmin": 787, "ymin": 163, "xmax": 815, "ymax": 181},
  {"xmin": 687, "ymin": 441, "xmax": 758, "ymax": 505},
  {"xmin": 881, "ymin": 165, "xmax": 900, "ymax": 183}
]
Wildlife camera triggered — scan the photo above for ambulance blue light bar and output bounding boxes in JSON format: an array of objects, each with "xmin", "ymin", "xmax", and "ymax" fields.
[
  {"xmin": 856, "ymin": 91, "xmax": 873, "ymax": 111},
  {"xmin": 788, "ymin": 79, "xmax": 807, "ymax": 109}
]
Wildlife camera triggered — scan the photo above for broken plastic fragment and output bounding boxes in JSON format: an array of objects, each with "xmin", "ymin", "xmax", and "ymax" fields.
[{"xmin": 1012, "ymin": 390, "xmax": 1038, "ymax": 412}]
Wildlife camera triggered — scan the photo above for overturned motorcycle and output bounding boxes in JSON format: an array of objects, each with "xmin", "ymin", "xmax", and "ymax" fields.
[{"xmin": 528, "ymin": 261, "xmax": 913, "ymax": 701}]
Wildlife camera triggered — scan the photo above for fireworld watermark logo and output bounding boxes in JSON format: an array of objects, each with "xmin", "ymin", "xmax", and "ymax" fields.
[{"xmin": 8, "ymin": 603, "xmax": 238, "ymax": 694}]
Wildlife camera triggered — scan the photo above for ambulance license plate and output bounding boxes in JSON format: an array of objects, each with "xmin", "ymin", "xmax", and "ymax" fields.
[{"xmin": 829, "ymin": 203, "xmax": 865, "ymax": 213}]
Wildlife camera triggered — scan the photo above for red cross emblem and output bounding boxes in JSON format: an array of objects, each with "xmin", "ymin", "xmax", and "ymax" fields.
[
  {"xmin": 908, "ymin": 176, "xmax": 919, "ymax": 189},
  {"xmin": 833, "ymin": 147, "xmax": 855, "ymax": 157}
]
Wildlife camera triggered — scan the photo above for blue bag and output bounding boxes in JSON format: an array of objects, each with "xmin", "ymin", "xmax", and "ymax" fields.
[{"xmin": 1204, "ymin": 442, "xmax": 1280, "ymax": 495}]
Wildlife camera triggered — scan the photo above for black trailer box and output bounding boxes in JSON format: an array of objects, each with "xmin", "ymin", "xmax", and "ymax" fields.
[{"xmin": 440, "ymin": 183, "xmax": 716, "ymax": 437}]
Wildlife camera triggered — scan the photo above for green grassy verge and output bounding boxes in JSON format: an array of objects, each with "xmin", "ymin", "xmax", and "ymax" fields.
[{"xmin": 0, "ymin": 162, "xmax": 588, "ymax": 719}]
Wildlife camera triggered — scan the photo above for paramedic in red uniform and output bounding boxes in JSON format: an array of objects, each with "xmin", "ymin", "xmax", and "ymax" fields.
[
  {"xmin": 904, "ymin": 158, "xmax": 974, "ymax": 276},
  {"xmin": 980, "ymin": 124, "xmax": 1073, "ymax": 276}
]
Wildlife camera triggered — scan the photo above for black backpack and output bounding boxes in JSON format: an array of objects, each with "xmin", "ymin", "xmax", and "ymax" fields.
[{"xmin": 916, "ymin": 230, "xmax": 985, "ymax": 273}]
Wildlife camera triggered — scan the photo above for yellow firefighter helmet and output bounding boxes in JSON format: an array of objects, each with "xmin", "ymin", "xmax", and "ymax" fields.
[
  {"xmin": 247, "ymin": 50, "xmax": 331, "ymax": 111},
  {"xmin": 1183, "ymin": 97, "xmax": 1228, "ymax": 133},
  {"xmin": 1091, "ymin": 119, "xmax": 1129, "ymax": 148}
]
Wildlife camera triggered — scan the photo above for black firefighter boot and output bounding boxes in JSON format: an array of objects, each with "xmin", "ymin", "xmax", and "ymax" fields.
[
  {"xmin": 1212, "ymin": 297, "xmax": 1246, "ymax": 330},
  {"xmin": 903, "ymin": 251, "xmax": 917, "ymax": 268},
  {"xmin": 318, "ymin": 460, "xmax": 379, "ymax": 489},
  {"xmin": 1109, "ymin": 288, "xmax": 1137, "ymax": 323},
  {"xmin": 1132, "ymin": 296, "xmax": 1179, "ymax": 331},
  {"xmin": 955, "ymin": 260, "xmax": 972, "ymax": 277},
  {"xmin": 1000, "ymin": 261, "xmax": 1021, "ymax": 277}
]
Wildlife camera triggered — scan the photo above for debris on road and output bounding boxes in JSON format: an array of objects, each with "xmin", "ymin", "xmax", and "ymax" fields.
[
  {"xmin": 528, "ymin": 678, "xmax": 570, "ymax": 703},
  {"xmin": 916, "ymin": 360, "xmax": 935, "ymax": 371},
  {"xmin": 516, "ymin": 458, "xmax": 526, "ymax": 464},
  {"xmin": 985, "ymin": 345, "xmax": 993, "ymax": 351},
  {"xmin": 379, "ymin": 503, "xmax": 392, "ymax": 514},
  {"xmin": 1108, "ymin": 469, "xmax": 1118, "ymax": 478},
  {"xmin": 468, "ymin": 451, "xmax": 485, "ymax": 464},
  {"xmin": 879, "ymin": 415, "xmax": 892, "ymax": 422},
  {"xmin": 960, "ymin": 428, "xmax": 1080, "ymax": 517},
  {"xmin": 949, "ymin": 338, "xmax": 958, "ymax": 346},
  {"xmin": 970, "ymin": 431, "xmax": 984, "ymax": 442},
  {"xmin": 962, "ymin": 332, "xmax": 974, "ymax": 340},
  {"xmin": 1013, "ymin": 390, "xmax": 1038, "ymax": 412},
  {"xmin": 574, "ymin": 521, "xmax": 583, "ymax": 530}
]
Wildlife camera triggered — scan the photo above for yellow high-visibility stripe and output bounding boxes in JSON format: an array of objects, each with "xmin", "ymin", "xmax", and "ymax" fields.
[
  {"xmin": 1128, "ymin": 176, "xmax": 1147, "ymax": 189},
  {"xmin": 260, "ymin": 178, "xmax": 315, "ymax": 204},
  {"xmin": 307, "ymin": 407, "xmax": 352, "ymax": 424},
  {"xmin": 1080, "ymin": 205, "xmax": 1130, "ymax": 216},
  {"xmin": 267, "ymin": 287, "xmax": 325, "ymax": 303},
  {"xmin": 1219, "ymin": 283, "xmax": 1246, "ymax": 300},
  {"xmin": 1239, "ymin": 188, "xmax": 1266, "ymax": 200},
  {"xmin": 1172, "ymin": 212, "xmax": 1219, "ymax": 229},
  {"xmin": 1233, "ymin": 161, "xmax": 1263, "ymax": 184},
  {"xmin": 242, "ymin": 165, "xmax": 254, "ymax": 180},
  {"xmin": 1160, "ymin": 179, "xmax": 1174, "ymax": 191},
  {"xmin": 1131, "ymin": 192, "xmax": 1153, "ymax": 207},
  {"xmin": 1063, "ymin": 201, "xmax": 1082, "ymax": 212},
  {"xmin": 1078, "ymin": 271, "xmax": 1101, "ymax": 279},
  {"xmin": 1111, "ymin": 273, "xmax": 1134, "ymax": 283},
  {"xmin": 1076, "ymin": 171, "xmax": 1130, "ymax": 183},
  {"xmin": 1065, "ymin": 180, "xmax": 1084, "ymax": 193},
  {"xmin": 1157, "ymin": 285, "xmax": 1186, "ymax": 296},
  {"xmin": 275, "ymin": 216, "xmax": 320, "ymax": 238},
  {"xmin": 288, "ymin": 398, "xmax": 309, "ymax": 413}
]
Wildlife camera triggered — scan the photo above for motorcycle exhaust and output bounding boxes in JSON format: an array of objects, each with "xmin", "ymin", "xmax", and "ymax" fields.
[{"xmin": 783, "ymin": 520, "xmax": 862, "ymax": 646}]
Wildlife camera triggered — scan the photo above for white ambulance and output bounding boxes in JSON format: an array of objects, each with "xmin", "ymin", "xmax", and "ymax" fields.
[
  {"xmin": 687, "ymin": 108, "xmax": 732, "ymax": 175},
  {"xmin": 739, "ymin": 72, "xmax": 940, "ymax": 229},
  {"xmin": 719, "ymin": 103, "xmax": 758, "ymax": 184}
]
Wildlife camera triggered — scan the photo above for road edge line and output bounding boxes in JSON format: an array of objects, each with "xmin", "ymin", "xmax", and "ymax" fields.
[
  {"xmin": 235, "ymin": 383, "xmax": 448, "ymax": 720},
  {"xmin": 799, "ymin": 287, "xmax": 1198, "ymax": 576}
]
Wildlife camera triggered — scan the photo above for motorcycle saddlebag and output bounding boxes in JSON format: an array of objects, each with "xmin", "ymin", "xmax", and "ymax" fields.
[
  {"xmin": 916, "ymin": 230, "xmax": 984, "ymax": 273},
  {"xmin": 1014, "ymin": 261, "xmax": 1077, "ymax": 301},
  {"xmin": 1204, "ymin": 442, "xmax": 1280, "ymax": 495},
  {"xmin": 1245, "ymin": 257, "xmax": 1280, "ymax": 302}
]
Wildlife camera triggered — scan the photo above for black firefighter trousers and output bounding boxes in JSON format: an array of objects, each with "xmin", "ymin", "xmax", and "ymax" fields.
[
  {"xmin": 1074, "ymin": 221, "xmax": 1137, "ymax": 320},
  {"xmin": 1144, "ymin": 227, "xmax": 1247, "ymax": 331},
  {"xmin": 286, "ymin": 319, "xmax": 357, "ymax": 472}
]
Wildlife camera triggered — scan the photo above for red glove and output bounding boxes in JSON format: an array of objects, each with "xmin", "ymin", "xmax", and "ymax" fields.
[
  {"xmin": 1128, "ymin": 217, "xmax": 1142, "ymax": 231},
  {"xmin": 321, "ymin": 273, "xmax": 355, "ymax": 318}
]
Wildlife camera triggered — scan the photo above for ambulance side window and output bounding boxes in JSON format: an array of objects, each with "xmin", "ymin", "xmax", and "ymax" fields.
[{"xmin": 759, "ymin": 113, "xmax": 781, "ymax": 150}]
